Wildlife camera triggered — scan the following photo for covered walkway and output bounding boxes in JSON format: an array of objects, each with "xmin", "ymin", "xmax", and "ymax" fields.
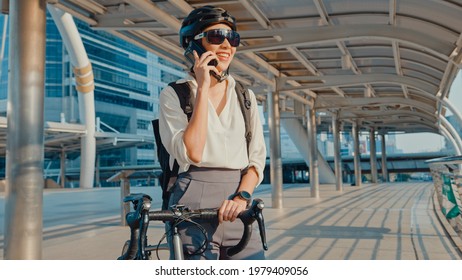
[
  {"xmin": 1, "ymin": 0, "xmax": 462, "ymax": 260},
  {"xmin": 1, "ymin": 181, "xmax": 460, "ymax": 260}
]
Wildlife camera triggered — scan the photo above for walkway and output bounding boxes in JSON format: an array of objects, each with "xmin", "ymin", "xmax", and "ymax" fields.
[{"xmin": 0, "ymin": 182, "xmax": 461, "ymax": 260}]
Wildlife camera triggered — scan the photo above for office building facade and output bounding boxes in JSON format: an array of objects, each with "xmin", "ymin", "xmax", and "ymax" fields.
[{"xmin": 0, "ymin": 13, "xmax": 185, "ymax": 183}]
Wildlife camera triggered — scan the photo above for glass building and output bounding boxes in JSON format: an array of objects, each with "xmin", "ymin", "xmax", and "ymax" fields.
[{"xmin": 0, "ymin": 13, "xmax": 185, "ymax": 184}]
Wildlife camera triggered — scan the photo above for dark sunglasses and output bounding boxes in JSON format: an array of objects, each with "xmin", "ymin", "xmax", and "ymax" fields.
[{"xmin": 194, "ymin": 29, "xmax": 240, "ymax": 47}]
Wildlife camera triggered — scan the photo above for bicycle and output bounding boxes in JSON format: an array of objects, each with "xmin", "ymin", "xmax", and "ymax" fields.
[{"xmin": 117, "ymin": 193, "xmax": 268, "ymax": 260}]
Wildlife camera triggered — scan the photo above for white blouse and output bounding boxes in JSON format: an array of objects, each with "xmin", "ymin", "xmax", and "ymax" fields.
[{"xmin": 158, "ymin": 74, "xmax": 266, "ymax": 185}]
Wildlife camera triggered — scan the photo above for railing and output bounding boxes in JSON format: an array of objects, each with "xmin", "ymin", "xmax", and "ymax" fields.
[{"xmin": 426, "ymin": 156, "xmax": 462, "ymax": 239}]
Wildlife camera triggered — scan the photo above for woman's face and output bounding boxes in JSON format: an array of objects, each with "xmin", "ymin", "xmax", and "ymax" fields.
[{"xmin": 201, "ymin": 23, "xmax": 237, "ymax": 73}]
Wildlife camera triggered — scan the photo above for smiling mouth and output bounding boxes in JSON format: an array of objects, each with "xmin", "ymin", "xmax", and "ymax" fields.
[{"xmin": 217, "ymin": 53, "xmax": 230, "ymax": 59}]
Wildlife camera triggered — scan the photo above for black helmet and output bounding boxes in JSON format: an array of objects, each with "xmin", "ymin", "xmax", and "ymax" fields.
[{"xmin": 179, "ymin": 6, "xmax": 237, "ymax": 49}]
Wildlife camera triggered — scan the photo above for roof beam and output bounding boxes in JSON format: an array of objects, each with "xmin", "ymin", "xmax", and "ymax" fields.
[
  {"xmin": 125, "ymin": 0, "xmax": 181, "ymax": 31},
  {"xmin": 315, "ymin": 97, "xmax": 436, "ymax": 115},
  {"xmin": 389, "ymin": 0, "xmax": 397, "ymax": 25},
  {"xmin": 238, "ymin": 25, "xmax": 453, "ymax": 61},
  {"xmin": 238, "ymin": 0, "xmax": 270, "ymax": 29},
  {"xmin": 277, "ymin": 73, "xmax": 438, "ymax": 94},
  {"xmin": 338, "ymin": 109, "xmax": 437, "ymax": 124},
  {"xmin": 392, "ymin": 41, "xmax": 410, "ymax": 99}
]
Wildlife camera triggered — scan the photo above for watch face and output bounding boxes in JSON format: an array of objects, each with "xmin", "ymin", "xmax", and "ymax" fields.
[{"xmin": 240, "ymin": 191, "xmax": 251, "ymax": 200}]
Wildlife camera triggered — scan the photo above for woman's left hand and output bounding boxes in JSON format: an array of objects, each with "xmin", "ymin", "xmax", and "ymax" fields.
[{"xmin": 218, "ymin": 198, "xmax": 247, "ymax": 223}]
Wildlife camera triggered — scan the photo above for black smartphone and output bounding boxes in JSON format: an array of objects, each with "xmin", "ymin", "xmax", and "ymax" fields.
[{"xmin": 184, "ymin": 41, "xmax": 218, "ymax": 67}]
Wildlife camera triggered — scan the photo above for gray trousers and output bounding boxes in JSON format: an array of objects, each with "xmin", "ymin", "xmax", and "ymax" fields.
[{"xmin": 167, "ymin": 166, "xmax": 265, "ymax": 260}]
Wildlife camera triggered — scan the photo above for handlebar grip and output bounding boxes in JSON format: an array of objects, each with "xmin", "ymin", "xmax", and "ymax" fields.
[
  {"xmin": 193, "ymin": 208, "xmax": 218, "ymax": 220},
  {"xmin": 149, "ymin": 211, "xmax": 177, "ymax": 221}
]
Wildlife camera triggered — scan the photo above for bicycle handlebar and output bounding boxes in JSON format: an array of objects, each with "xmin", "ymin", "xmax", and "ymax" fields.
[{"xmin": 118, "ymin": 193, "xmax": 268, "ymax": 260}]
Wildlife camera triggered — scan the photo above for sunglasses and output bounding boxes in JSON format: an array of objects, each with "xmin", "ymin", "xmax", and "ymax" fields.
[{"xmin": 194, "ymin": 29, "xmax": 240, "ymax": 47}]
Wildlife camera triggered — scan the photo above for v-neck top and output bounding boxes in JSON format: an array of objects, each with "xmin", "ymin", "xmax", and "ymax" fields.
[{"xmin": 158, "ymin": 74, "xmax": 266, "ymax": 185}]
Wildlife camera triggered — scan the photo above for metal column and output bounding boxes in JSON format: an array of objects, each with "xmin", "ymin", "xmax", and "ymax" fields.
[
  {"xmin": 95, "ymin": 154, "xmax": 101, "ymax": 187},
  {"xmin": 369, "ymin": 128, "xmax": 378, "ymax": 183},
  {"xmin": 380, "ymin": 134, "xmax": 389, "ymax": 182},
  {"xmin": 306, "ymin": 109, "xmax": 319, "ymax": 198},
  {"xmin": 352, "ymin": 123, "xmax": 362, "ymax": 187},
  {"xmin": 268, "ymin": 89, "xmax": 283, "ymax": 208},
  {"xmin": 380, "ymin": 134, "xmax": 388, "ymax": 182},
  {"xmin": 4, "ymin": 0, "xmax": 46, "ymax": 259},
  {"xmin": 332, "ymin": 115, "xmax": 343, "ymax": 192},
  {"xmin": 60, "ymin": 150, "xmax": 66, "ymax": 188}
]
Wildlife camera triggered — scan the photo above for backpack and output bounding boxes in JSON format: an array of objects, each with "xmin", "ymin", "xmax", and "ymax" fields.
[{"xmin": 152, "ymin": 80, "xmax": 252, "ymax": 210}]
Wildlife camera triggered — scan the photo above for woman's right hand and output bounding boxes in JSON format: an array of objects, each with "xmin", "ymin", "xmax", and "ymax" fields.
[{"xmin": 192, "ymin": 50, "xmax": 219, "ymax": 89}]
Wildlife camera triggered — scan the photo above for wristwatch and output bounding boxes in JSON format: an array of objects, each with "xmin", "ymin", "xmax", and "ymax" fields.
[{"xmin": 231, "ymin": 191, "xmax": 251, "ymax": 204}]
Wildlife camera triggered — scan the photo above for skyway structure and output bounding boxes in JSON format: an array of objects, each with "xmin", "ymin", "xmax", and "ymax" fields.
[
  {"xmin": 1, "ymin": 0, "xmax": 461, "ymax": 259},
  {"xmin": 40, "ymin": 0, "xmax": 462, "ymax": 201}
]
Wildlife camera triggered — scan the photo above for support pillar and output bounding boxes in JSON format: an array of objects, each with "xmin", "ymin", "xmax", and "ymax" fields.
[
  {"xmin": 307, "ymin": 109, "xmax": 319, "ymax": 198},
  {"xmin": 95, "ymin": 154, "xmax": 101, "ymax": 187},
  {"xmin": 4, "ymin": 0, "xmax": 46, "ymax": 259},
  {"xmin": 332, "ymin": 115, "xmax": 343, "ymax": 191},
  {"xmin": 380, "ymin": 134, "xmax": 389, "ymax": 182},
  {"xmin": 352, "ymin": 123, "xmax": 362, "ymax": 187},
  {"xmin": 60, "ymin": 150, "xmax": 66, "ymax": 188},
  {"xmin": 48, "ymin": 6, "xmax": 96, "ymax": 188},
  {"xmin": 369, "ymin": 128, "xmax": 378, "ymax": 183},
  {"xmin": 268, "ymin": 89, "xmax": 283, "ymax": 208}
]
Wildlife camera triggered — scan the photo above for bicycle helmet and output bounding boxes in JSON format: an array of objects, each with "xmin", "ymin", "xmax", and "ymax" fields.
[{"xmin": 180, "ymin": 5, "xmax": 237, "ymax": 49}]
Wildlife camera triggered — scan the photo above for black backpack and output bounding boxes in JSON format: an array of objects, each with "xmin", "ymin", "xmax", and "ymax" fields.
[{"xmin": 152, "ymin": 81, "xmax": 252, "ymax": 210}]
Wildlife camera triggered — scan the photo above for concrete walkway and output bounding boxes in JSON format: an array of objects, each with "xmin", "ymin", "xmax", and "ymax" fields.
[{"xmin": 1, "ymin": 182, "xmax": 461, "ymax": 260}]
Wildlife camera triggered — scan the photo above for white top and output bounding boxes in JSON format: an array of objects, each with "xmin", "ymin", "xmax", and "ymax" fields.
[{"xmin": 159, "ymin": 74, "xmax": 267, "ymax": 185}]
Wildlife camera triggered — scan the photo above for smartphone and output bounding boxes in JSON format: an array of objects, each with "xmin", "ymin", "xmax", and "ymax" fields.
[{"xmin": 184, "ymin": 41, "xmax": 218, "ymax": 67}]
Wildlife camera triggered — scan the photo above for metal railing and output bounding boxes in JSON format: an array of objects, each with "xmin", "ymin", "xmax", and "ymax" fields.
[{"xmin": 426, "ymin": 156, "xmax": 462, "ymax": 239}]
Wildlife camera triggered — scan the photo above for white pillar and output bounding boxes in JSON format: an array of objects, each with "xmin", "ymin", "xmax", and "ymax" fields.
[
  {"xmin": 268, "ymin": 89, "xmax": 283, "ymax": 208},
  {"xmin": 380, "ymin": 134, "xmax": 389, "ymax": 182},
  {"xmin": 369, "ymin": 128, "xmax": 378, "ymax": 183},
  {"xmin": 48, "ymin": 6, "xmax": 96, "ymax": 188},
  {"xmin": 352, "ymin": 123, "xmax": 362, "ymax": 187},
  {"xmin": 332, "ymin": 115, "xmax": 343, "ymax": 191},
  {"xmin": 307, "ymin": 109, "xmax": 319, "ymax": 198}
]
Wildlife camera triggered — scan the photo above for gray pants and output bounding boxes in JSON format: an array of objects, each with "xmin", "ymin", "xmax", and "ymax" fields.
[{"xmin": 167, "ymin": 166, "xmax": 265, "ymax": 260}]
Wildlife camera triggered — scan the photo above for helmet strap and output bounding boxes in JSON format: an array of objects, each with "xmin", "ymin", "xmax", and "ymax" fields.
[
  {"xmin": 210, "ymin": 68, "xmax": 229, "ymax": 83},
  {"xmin": 190, "ymin": 67, "xmax": 229, "ymax": 83}
]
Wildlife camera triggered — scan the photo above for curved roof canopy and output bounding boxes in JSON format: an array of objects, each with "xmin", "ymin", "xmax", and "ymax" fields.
[{"xmin": 49, "ymin": 0, "xmax": 462, "ymax": 135}]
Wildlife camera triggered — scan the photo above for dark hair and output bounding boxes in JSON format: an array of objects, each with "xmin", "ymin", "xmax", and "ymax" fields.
[{"xmin": 179, "ymin": 5, "xmax": 236, "ymax": 49}]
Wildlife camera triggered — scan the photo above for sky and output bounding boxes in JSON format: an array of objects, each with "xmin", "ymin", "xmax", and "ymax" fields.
[{"xmin": 394, "ymin": 71, "xmax": 462, "ymax": 153}]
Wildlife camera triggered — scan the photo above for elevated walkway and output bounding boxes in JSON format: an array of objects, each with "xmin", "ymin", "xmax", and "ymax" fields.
[{"xmin": 0, "ymin": 182, "xmax": 461, "ymax": 260}]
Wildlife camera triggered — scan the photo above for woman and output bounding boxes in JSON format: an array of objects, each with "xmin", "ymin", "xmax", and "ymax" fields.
[{"xmin": 159, "ymin": 5, "xmax": 266, "ymax": 260}]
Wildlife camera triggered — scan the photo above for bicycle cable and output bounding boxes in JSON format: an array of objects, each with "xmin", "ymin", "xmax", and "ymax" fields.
[{"xmin": 154, "ymin": 214, "xmax": 209, "ymax": 260}]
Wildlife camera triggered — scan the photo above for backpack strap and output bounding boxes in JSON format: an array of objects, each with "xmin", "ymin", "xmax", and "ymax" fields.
[
  {"xmin": 166, "ymin": 82, "xmax": 194, "ymax": 179},
  {"xmin": 235, "ymin": 80, "xmax": 252, "ymax": 158},
  {"xmin": 168, "ymin": 81, "xmax": 193, "ymax": 121}
]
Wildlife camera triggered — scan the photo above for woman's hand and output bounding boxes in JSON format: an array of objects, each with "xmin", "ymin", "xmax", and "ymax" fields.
[
  {"xmin": 218, "ymin": 198, "xmax": 247, "ymax": 223},
  {"xmin": 192, "ymin": 50, "xmax": 219, "ymax": 88}
]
